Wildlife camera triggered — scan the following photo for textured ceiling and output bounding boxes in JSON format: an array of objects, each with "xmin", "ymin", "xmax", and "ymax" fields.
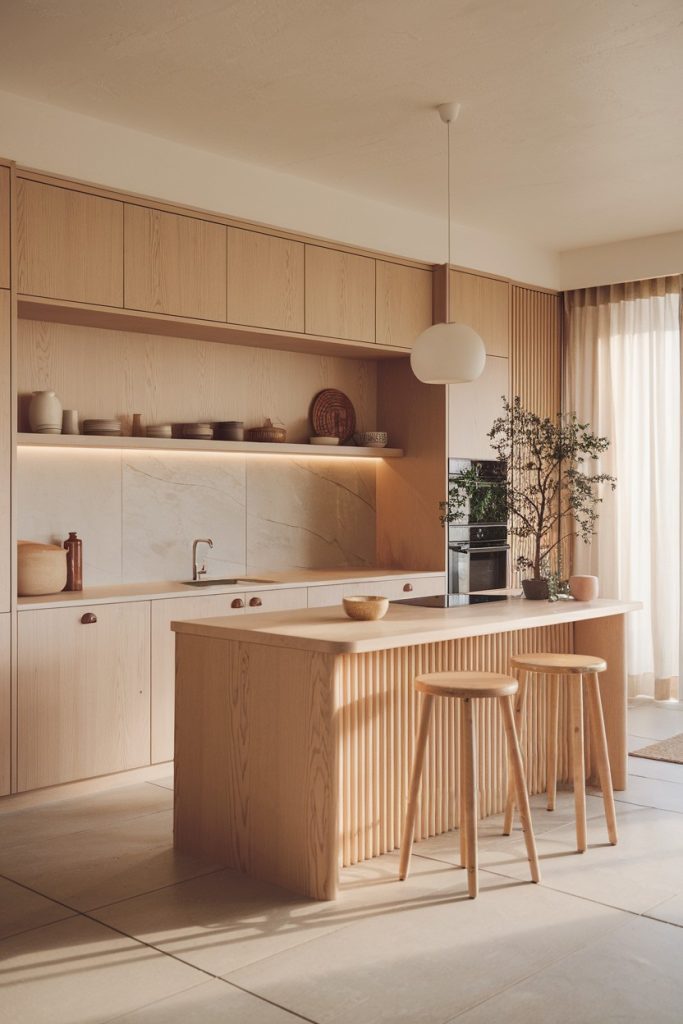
[{"xmin": 1, "ymin": 0, "xmax": 682, "ymax": 250}]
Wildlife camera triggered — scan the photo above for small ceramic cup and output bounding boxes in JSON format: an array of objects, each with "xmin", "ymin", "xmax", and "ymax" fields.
[
  {"xmin": 62, "ymin": 410, "xmax": 79, "ymax": 434},
  {"xmin": 569, "ymin": 575, "xmax": 599, "ymax": 601}
]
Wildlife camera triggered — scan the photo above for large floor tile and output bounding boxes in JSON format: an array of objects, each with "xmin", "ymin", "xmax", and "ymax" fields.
[
  {"xmin": 611, "ymin": 773, "xmax": 683, "ymax": 814},
  {"xmin": 449, "ymin": 916, "xmax": 683, "ymax": 1024},
  {"xmin": 92, "ymin": 851, "xmax": 473, "ymax": 976},
  {"xmin": 0, "ymin": 915, "xmax": 206, "ymax": 1024},
  {"xmin": 0, "ymin": 877, "xmax": 75, "ymax": 941},
  {"xmin": 0, "ymin": 783, "xmax": 173, "ymax": 852},
  {"xmin": 226, "ymin": 881, "xmax": 626, "ymax": 1024},
  {"xmin": 628, "ymin": 753, "xmax": 683, "ymax": 784},
  {"xmin": 645, "ymin": 893, "xmax": 683, "ymax": 928},
  {"xmin": 104, "ymin": 978, "xmax": 304, "ymax": 1023},
  {"xmin": 447, "ymin": 805, "xmax": 683, "ymax": 915},
  {"xmin": 0, "ymin": 810, "xmax": 219, "ymax": 911},
  {"xmin": 628, "ymin": 703, "xmax": 683, "ymax": 741}
]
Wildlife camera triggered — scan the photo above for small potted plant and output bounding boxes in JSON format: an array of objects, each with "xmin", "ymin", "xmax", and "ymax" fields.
[{"xmin": 442, "ymin": 397, "xmax": 616, "ymax": 599}]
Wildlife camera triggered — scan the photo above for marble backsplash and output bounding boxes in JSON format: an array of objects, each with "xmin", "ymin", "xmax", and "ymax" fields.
[{"xmin": 17, "ymin": 449, "xmax": 377, "ymax": 585}]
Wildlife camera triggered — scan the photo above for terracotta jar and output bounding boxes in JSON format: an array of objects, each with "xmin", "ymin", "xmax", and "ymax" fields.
[
  {"xmin": 17, "ymin": 541, "xmax": 67, "ymax": 596},
  {"xmin": 569, "ymin": 575, "xmax": 599, "ymax": 601}
]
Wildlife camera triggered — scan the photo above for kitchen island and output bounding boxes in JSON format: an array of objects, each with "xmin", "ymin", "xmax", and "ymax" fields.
[{"xmin": 172, "ymin": 597, "xmax": 637, "ymax": 899}]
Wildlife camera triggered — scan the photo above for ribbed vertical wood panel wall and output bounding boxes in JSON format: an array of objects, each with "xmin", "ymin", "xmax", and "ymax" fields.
[{"xmin": 337, "ymin": 622, "xmax": 573, "ymax": 867}]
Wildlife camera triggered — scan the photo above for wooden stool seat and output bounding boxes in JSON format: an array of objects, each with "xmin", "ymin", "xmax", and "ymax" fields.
[
  {"xmin": 510, "ymin": 652, "xmax": 607, "ymax": 675},
  {"xmin": 416, "ymin": 672, "xmax": 518, "ymax": 700},
  {"xmin": 400, "ymin": 670, "xmax": 540, "ymax": 899},
  {"xmin": 504, "ymin": 652, "xmax": 617, "ymax": 853}
]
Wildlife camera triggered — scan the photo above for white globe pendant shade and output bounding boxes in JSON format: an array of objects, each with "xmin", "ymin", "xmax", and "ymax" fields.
[{"xmin": 410, "ymin": 321, "xmax": 486, "ymax": 384}]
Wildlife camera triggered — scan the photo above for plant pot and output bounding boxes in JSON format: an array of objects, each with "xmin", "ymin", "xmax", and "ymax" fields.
[{"xmin": 522, "ymin": 578, "xmax": 549, "ymax": 600}]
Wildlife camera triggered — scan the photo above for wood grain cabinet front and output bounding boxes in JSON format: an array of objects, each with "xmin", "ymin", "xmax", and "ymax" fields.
[
  {"xmin": 376, "ymin": 261, "xmax": 433, "ymax": 349},
  {"xmin": 0, "ymin": 166, "xmax": 9, "ymax": 290},
  {"xmin": 17, "ymin": 179, "xmax": 124, "ymax": 306},
  {"xmin": 124, "ymin": 205, "xmax": 227, "ymax": 321},
  {"xmin": 151, "ymin": 594, "xmax": 246, "ymax": 764},
  {"xmin": 305, "ymin": 245, "xmax": 375, "ymax": 343},
  {"xmin": 17, "ymin": 601, "xmax": 151, "ymax": 791},
  {"xmin": 227, "ymin": 228, "xmax": 304, "ymax": 332},
  {"xmin": 450, "ymin": 269, "xmax": 510, "ymax": 357},
  {"xmin": 0, "ymin": 291, "xmax": 10, "ymax": 613},
  {"xmin": 0, "ymin": 613, "xmax": 9, "ymax": 796}
]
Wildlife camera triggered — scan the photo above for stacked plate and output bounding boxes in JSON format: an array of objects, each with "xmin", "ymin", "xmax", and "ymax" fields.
[
  {"xmin": 182, "ymin": 423, "xmax": 214, "ymax": 441},
  {"xmin": 83, "ymin": 418, "xmax": 121, "ymax": 436},
  {"xmin": 146, "ymin": 424, "xmax": 172, "ymax": 439}
]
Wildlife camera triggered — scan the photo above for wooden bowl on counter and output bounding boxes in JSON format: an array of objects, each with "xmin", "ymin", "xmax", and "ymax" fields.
[{"xmin": 342, "ymin": 595, "xmax": 389, "ymax": 621}]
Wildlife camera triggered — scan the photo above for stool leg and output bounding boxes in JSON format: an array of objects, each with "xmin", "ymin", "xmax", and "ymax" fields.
[
  {"xmin": 462, "ymin": 698, "xmax": 478, "ymax": 898},
  {"xmin": 501, "ymin": 696, "xmax": 541, "ymax": 884},
  {"xmin": 399, "ymin": 693, "xmax": 434, "ymax": 880},
  {"xmin": 585, "ymin": 672, "xmax": 618, "ymax": 846},
  {"xmin": 570, "ymin": 676, "xmax": 587, "ymax": 853},
  {"xmin": 503, "ymin": 671, "xmax": 528, "ymax": 835},
  {"xmin": 459, "ymin": 705, "xmax": 468, "ymax": 869},
  {"xmin": 546, "ymin": 675, "xmax": 559, "ymax": 811}
]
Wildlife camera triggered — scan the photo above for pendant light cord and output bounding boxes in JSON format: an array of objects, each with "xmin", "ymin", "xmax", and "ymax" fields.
[{"xmin": 445, "ymin": 117, "xmax": 451, "ymax": 323}]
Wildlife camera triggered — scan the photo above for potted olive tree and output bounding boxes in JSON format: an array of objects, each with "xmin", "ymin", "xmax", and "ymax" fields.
[{"xmin": 442, "ymin": 396, "xmax": 616, "ymax": 599}]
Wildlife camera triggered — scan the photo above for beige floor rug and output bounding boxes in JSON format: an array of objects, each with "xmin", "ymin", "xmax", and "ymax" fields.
[{"xmin": 631, "ymin": 733, "xmax": 683, "ymax": 765}]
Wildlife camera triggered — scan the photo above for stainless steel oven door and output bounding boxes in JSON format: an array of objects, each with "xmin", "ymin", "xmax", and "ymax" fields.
[{"xmin": 449, "ymin": 544, "xmax": 509, "ymax": 594}]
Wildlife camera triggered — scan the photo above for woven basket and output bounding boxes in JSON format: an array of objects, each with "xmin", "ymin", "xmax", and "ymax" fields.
[{"xmin": 247, "ymin": 418, "xmax": 287, "ymax": 443}]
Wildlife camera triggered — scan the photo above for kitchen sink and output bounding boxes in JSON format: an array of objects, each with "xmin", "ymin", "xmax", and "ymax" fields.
[{"xmin": 181, "ymin": 577, "xmax": 276, "ymax": 588}]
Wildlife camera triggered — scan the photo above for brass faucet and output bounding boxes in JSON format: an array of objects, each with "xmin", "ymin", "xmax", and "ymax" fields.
[{"xmin": 192, "ymin": 538, "xmax": 214, "ymax": 581}]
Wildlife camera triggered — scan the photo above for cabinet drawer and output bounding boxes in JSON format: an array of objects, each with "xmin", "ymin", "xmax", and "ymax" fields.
[
  {"xmin": 244, "ymin": 588, "xmax": 308, "ymax": 613},
  {"xmin": 124, "ymin": 205, "xmax": 227, "ymax": 321},
  {"xmin": 17, "ymin": 180, "xmax": 124, "ymax": 306},
  {"xmin": 343, "ymin": 577, "xmax": 445, "ymax": 601},
  {"xmin": 17, "ymin": 602, "xmax": 150, "ymax": 791},
  {"xmin": 151, "ymin": 594, "xmax": 246, "ymax": 764}
]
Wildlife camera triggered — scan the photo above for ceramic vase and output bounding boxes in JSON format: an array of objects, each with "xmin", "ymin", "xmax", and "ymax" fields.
[
  {"xmin": 569, "ymin": 575, "xmax": 599, "ymax": 601},
  {"xmin": 17, "ymin": 542, "xmax": 67, "ymax": 596},
  {"xmin": 29, "ymin": 390, "xmax": 63, "ymax": 434}
]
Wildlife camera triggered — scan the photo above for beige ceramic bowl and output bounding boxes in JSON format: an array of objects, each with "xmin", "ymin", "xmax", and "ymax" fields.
[
  {"xmin": 342, "ymin": 595, "xmax": 389, "ymax": 621},
  {"xmin": 18, "ymin": 541, "xmax": 67, "ymax": 596}
]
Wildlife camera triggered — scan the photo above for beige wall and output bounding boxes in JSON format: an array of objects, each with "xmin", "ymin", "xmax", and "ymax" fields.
[{"xmin": 559, "ymin": 230, "xmax": 683, "ymax": 290}]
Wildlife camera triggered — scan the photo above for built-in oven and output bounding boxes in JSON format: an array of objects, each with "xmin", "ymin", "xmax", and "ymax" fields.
[{"xmin": 447, "ymin": 459, "xmax": 508, "ymax": 594}]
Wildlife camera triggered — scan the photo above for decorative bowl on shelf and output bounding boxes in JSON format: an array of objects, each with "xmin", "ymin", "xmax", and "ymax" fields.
[
  {"xmin": 309, "ymin": 436, "xmax": 340, "ymax": 446},
  {"xmin": 342, "ymin": 595, "xmax": 389, "ymax": 621},
  {"xmin": 83, "ymin": 418, "xmax": 122, "ymax": 436},
  {"xmin": 182, "ymin": 423, "xmax": 214, "ymax": 440},
  {"xmin": 247, "ymin": 418, "xmax": 287, "ymax": 443},
  {"xmin": 215, "ymin": 421, "xmax": 244, "ymax": 441},
  {"xmin": 354, "ymin": 431, "xmax": 388, "ymax": 448},
  {"xmin": 146, "ymin": 424, "xmax": 172, "ymax": 439}
]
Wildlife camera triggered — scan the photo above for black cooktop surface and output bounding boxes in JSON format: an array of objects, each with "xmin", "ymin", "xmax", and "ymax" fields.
[{"xmin": 391, "ymin": 593, "xmax": 508, "ymax": 609}]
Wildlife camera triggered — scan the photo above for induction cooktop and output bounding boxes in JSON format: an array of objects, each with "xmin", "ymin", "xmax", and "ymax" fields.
[{"xmin": 391, "ymin": 593, "xmax": 508, "ymax": 608}]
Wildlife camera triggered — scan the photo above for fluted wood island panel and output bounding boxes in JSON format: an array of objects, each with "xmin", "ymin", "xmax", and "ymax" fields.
[{"xmin": 172, "ymin": 598, "xmax": 636, "ymax": 899}]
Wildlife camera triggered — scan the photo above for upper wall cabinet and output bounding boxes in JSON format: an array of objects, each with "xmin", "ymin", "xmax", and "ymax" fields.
[
  {"xmin": 124, "ymin": 205, "xmax": 227, "ymax": 321},
  {"xmin": 227, "ymin": 227, "xmax": 304, "ymax": 332},
  {"xmin": 0, "ymin": 167, "xmax": 9, "ymax": 290},
  {"xmin": 376, "ymin": 261, "xmax": 433, "ymax": 349},
  {"xmin": 0, "ymin": 293, "xmax": 10, "ymax": 614},
  {"xmin": 449, "ymin": 269, "xmax": 509, "ymax": 357},
  {"xmin": 17, "ymin": 180, "xmax": 124, "ymax": 306},
  {"xmin": 305, "ymin": 245, "xmax": 375, "ymax": 343}
]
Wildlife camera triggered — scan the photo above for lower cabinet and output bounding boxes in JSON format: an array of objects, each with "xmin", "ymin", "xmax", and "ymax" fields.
[
  {"xmin": 17, "ymin": 602, "xmax": 151, "ymax": 792},
  {"xmin": 0, "ymin": 613, "xmax": 9, "ymax": 796},
  {"xmin": 307, "ymin": 576, "xmax": 445, "ymax": 608}
]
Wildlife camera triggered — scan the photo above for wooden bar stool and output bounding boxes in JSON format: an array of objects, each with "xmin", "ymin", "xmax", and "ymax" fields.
[
  {"xmin": 503, "ymin": 653, "xmax": 618, "ymax": 853},
  {"xmin": 399, "ymin": 671, "xmax": 541, "ymax": 899}
]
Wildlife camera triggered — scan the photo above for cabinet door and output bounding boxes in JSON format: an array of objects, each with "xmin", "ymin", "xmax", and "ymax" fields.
[
  {"xmin": 448, "ymin": 355, "xmax": 509, "ymax": 460},
  {"xmin": 0, "ymin": 613, "xmax": 9, "ymax": 796},
  {"xmin": 228, "ymin": 228, "xmax": 304, "ymax": 332},
  {"xmin": 376, "ymin": 261, "xmax": 433, "ymax": 349},
  {"xmin": 244, "ymin": 587, "xmax": 308, "ymax": 613},
  {"xmin": 151, "ymin": 594, "xmax": 246, "ymax": 764},
  {"xmin": 0, "ymin": 291, "xmax": 10, "ymax": 612},
  {"xmin": 17, "ymin": 602, "xmax": 151, "ymax": 791},
  {"xmin": 305, "ymin": 245, "xmax": 375, "ymax": 342},
  {"xmin": 124, "ymin": 205, "xmax": 227, "ymax": 321},
  {"xmin": 0, "ymin": 167, "xmax": 9, "ymax": 290},
  {"xmin": 17, "ymin": 179, "xmax": 124, "ymax": 306},
  {"xmin": 450, "ymin": 270, "xmax": 509, "ymax": 357}
]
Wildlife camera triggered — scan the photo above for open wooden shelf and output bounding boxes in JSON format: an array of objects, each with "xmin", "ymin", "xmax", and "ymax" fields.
[{"xmin": 17, "ymin": 433, "xmax": 403, "ymax": 459}]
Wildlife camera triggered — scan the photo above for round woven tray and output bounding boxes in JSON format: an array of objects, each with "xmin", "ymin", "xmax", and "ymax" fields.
[{"xmin": 310, "ymin": 389, "xmax": 356, "ymax": 444}]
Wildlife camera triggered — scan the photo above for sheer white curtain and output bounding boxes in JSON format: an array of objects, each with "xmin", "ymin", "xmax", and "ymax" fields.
[{"xmin": 565, "ymin": 277, "xmax": 681, "ymax": 700}]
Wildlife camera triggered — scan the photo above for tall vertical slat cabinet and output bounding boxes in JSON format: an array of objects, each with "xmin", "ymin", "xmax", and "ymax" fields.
[{"xmin": 0, "ymin": 162, "xmax": 12, "ymax": 796}]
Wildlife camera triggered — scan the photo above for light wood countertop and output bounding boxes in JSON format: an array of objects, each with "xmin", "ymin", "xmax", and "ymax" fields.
[{"xmin": 171, "ymin": 597, "xmax": 640, "ymax": 654}]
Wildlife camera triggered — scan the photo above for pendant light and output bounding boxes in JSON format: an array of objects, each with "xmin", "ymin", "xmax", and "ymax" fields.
[{"xmin": 411, "ymin": 103, "xmax": 486, "ymax": 384}]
